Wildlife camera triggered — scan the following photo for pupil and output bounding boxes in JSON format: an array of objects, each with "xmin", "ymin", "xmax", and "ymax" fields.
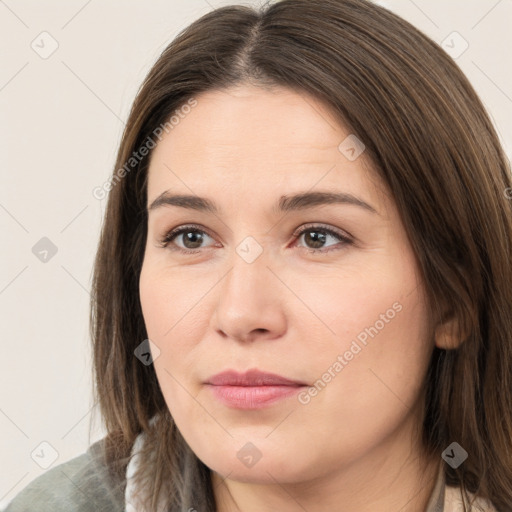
[
  {"xmin": 184, "ymin": 231, "xmax": 203, "ymax": 249},
  {"xmin": 306, "ymin": 230, "xmax": 325, "ymax": 249}
]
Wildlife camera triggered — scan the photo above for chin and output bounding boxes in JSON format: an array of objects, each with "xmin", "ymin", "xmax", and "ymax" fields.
[
  {"xmin": 199, "ymin": 445, "xmax": 314, "ymax": 486},
  {"xmin": 210, "ymin": 461, "xmax": 298, "ymax": 485}
]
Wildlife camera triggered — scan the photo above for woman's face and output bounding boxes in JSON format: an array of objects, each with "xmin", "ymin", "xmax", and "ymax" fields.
[{"xmin": 139, "ymin": 85, "xmax": 433, "ymax": 487}]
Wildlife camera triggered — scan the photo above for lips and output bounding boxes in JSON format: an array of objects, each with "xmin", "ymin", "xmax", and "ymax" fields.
[
  {"xmin": 205, "ymin": 369, "xmax": 307, "ymax": 387},
  {"xmin": 204, "ymin": 369, "xmax": 308, "ymax": 409}
]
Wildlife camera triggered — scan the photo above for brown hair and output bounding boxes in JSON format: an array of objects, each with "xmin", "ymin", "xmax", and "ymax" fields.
[{"xmin": 89, "ymin": 0, "xmax": 512, "ymax": 510}]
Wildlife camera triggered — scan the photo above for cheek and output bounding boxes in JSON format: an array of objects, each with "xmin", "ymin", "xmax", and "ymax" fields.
[
  {"xmin": 139, "ymin": 261, "xmax": 214, "ymax": 383},
  {"xmin": 139, "ymin": 264, "xmax": 204, "ymax": 420},
  {"xmin": 307, "ymin": 271, "xmax": 431, "ymax": 423},
  {"xmin": 288, "ymin": 272, "xmax": 432, "ymax": 468},
  {"xmin": 296, "ymin": 251, "xmax": 431, "ymax": 404},
  {"xmin": 139, "ymin": 270, "xmax": 169, "ymax": 334},
  {"xmin": 290, "ymin": 260, "xmax": 425, "ymax": 354},
  {"xmin": 139, "ymin": 260, "xmax": 204, "ymax": 340}
]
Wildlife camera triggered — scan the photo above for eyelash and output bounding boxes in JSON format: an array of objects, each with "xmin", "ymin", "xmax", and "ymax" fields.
[{"xmin": 157, "ymin": 223, "xmax": 353, "ymax": 255}]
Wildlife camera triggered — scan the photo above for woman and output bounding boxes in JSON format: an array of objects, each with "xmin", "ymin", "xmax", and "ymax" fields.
[{"xmin": 6, "ymin": 0, "xmax": 511, "ymax": 510}]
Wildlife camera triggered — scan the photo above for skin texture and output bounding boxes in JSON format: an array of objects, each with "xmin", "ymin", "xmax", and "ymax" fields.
[{"xmin": 139, "ymin": 85, "xmax": 442, "ymax": 511}]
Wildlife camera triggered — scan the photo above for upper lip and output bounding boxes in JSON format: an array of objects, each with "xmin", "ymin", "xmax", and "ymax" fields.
[{"xmin": 205, "ymin": 369, "xmax": 307, "ymax": 387}]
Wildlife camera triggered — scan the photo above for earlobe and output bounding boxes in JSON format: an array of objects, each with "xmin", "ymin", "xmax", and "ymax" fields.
[{"xmin": 433, "ymin": 313, "xmax": 465, "ymax": 350}]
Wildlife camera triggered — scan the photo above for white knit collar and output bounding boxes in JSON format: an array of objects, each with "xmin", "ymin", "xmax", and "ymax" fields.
[{"xmin": 125, "ymin": 429, "xmax": 148, "ymax": 512}]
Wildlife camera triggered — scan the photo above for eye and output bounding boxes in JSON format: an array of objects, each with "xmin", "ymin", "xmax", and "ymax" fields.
[
  {"xmin": 292, "ymin": 224, "xmax": 353, "ymax": 253},
  {"xmin": 157, "ymin": 224, "xmax": 217, "ymax": 254}
]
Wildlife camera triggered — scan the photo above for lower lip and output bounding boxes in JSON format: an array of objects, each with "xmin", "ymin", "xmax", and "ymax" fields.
[{"xmin": 206, "ymin": 384, "xmax": 304, "ymax": 409}]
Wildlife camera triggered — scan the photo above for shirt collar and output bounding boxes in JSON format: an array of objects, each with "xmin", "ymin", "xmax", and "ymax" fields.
[
  {"xmin": 425, "ymin": 459, "xmax": 445, "ymax": 512},
  {"xmin": 125, "ymin": 430, "xmax": 147, "ymax": 512}
]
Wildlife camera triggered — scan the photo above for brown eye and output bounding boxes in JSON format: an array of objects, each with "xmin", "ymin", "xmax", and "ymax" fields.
[
  {"xmin": 159, "ymin": 225, "xmax": 215, "ymax": 253},
  {"xmin": 175, "ymin": 230, "xmax": 206, "ymax": 249},
  {"xmin": 294, "ymin": 225, "xmax": 353, "ymax": 253}
]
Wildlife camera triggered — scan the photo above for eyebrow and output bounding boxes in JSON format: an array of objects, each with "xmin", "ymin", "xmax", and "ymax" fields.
[{"xmin": 147, "ymin": 190, "xmax": 378, "ymax": 215}]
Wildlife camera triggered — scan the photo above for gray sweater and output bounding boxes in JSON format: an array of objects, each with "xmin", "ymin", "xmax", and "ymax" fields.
[{"xmin": 4, "ymin": 439, "xmax": 125, "ymax": 512}]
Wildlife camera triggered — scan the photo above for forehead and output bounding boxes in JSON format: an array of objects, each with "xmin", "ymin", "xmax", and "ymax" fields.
[
  {"xmin": 146, "ymin": 85, "xmax": 388, "ymax": 212},
  {"xmin": 154, "ymin": 85, "xmax": 348, "ymax": 155}
]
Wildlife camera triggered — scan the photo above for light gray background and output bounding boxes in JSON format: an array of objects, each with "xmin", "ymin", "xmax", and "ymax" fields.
[{"xmin": 1, "ymin": 0, "xmax": 511, "ymax": 508}]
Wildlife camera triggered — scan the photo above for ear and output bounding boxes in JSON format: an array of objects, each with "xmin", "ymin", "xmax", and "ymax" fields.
[{"xmin": 433, "ymin": 311, "xmax": 466, "ymax": 350}]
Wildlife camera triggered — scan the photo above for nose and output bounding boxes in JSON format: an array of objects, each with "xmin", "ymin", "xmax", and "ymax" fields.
[{"xmin": 211, "ymin": 247, "xmax": 287, "ymax": 343}]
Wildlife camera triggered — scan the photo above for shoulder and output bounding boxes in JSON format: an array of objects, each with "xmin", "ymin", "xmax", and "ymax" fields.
[
  {"xmin": 3, "ymin": 438, "xmax": 126, "ymax": 512},
  {"xmin": 444, "ymin": 485, "xmax": 498, "ymax": 512}
]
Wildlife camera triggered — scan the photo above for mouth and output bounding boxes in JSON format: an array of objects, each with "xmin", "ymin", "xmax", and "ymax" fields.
[{"xmin": 204, "ymin": 369, "xmax": 308, "ymax": 409}]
